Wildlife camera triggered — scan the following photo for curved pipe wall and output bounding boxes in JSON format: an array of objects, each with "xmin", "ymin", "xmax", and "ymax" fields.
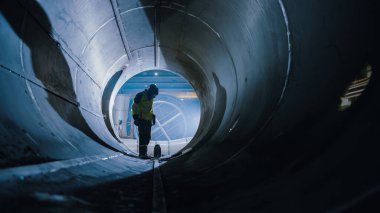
[
  {"xmin": 0, "ymin": 0, "xmax": 378, "ymax": 210},
  {"xmin": 0, "ymin": 0, "xmax": 292, "ymax": 164}
]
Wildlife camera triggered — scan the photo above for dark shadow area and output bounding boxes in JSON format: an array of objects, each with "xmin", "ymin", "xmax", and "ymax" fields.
[
  {"xmin": 0, "ymin": 170, "xmax": 154, "ymax": 213},
  {"xmin": 0, "ymin": 1, "xmax": 119, "ymax": 155},
  {"xmin": 192, "ymin": 72, "xmax": 227, "ymax": 148},
  {"xmin": 70, "ymin": 171, "xmax": 154, "ymax": 213},
  {"xmin": 162, "ymin": 60, "xmax": 380, "ymax": 212},
  {"xmin": 0, "ymin": 118, "xmax": 53, "ymax": 168},
  {"xmin": 102, "ymin": 70, "xmax": 123, "ymax": 140}
]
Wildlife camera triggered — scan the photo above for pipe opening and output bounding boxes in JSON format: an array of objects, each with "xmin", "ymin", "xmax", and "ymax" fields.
[{"xmin": 112, "ymin": 69, "xmax": 200, "ymax": 158}]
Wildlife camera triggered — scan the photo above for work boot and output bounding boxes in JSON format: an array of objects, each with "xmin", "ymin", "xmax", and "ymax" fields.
[{"xmin": 139, "ymin": 153, "xmax": 149, "ymax": 159}]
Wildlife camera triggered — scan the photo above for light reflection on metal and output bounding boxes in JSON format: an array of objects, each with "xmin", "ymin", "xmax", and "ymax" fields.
[
  {"xmin": 159, "ymin": 91, "xmax": 197, "ymax": 99},
  {"xmin": 338, "ymin": 63, "xmax": 372, "ymax": 111},
  {"xmin": 110, "ymin": 0, "xmax": 132, "ymax": 59}
]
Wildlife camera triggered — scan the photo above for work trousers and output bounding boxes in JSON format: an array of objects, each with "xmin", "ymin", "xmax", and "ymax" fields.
[{"xmin": 138, "ymin": 119, "xmax": 152, "ymax": 157}]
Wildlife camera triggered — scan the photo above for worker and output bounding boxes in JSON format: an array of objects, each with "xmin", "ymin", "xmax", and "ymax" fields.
[{"xmin": 132, "ymin": 84, "xmax": 159, "ymax": 158}]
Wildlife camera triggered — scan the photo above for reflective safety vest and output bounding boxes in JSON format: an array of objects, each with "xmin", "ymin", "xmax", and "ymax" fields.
[{"xmin": 132, "ymin": 90, "xmax": 154, "ymax": 121}]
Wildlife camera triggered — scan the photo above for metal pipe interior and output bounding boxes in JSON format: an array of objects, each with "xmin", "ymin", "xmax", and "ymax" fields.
[{"xmin": 0, "ymin": 0, "xmax": 378, "ymax": 211}]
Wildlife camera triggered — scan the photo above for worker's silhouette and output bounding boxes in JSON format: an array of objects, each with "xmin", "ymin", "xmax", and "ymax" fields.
[{"xmin": 132, "ymin": 84, "xmax": 159, "ymax": 158}]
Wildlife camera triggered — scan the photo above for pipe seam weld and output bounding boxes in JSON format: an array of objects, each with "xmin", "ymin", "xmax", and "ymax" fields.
[{"xmin": 0, "ymin": 64, "xmax": 103, "ymax": 118}]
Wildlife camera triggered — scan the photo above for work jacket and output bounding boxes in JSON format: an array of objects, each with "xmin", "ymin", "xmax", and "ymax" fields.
[{"xmin": 132, "ymin": 90, "xmax": 154, "ymax": 121}]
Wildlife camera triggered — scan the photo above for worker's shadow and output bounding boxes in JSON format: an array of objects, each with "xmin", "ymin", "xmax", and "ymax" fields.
[{"xmin": 0, "ymin": 1, "xmax": 101, "ymax": 143}]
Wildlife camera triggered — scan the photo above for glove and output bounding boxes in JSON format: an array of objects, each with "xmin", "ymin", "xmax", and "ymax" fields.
[
  {"xmin": 152, "ymin": 114, "xmax": 156, "ymax": 125},
  {"xmin": 134, "ymin": 119, "xmax": 140, "ymax": 126}
]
